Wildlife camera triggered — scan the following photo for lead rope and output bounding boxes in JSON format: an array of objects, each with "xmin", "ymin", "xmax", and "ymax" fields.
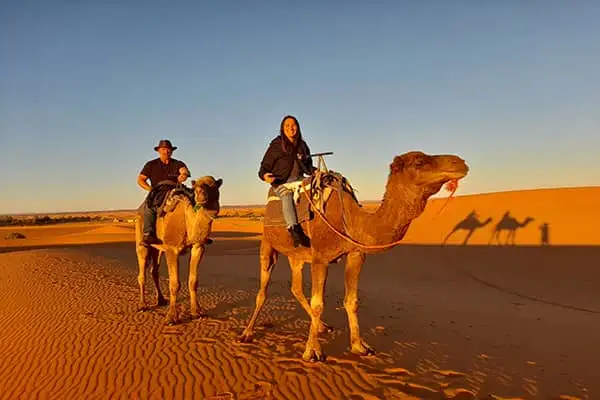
[{"xmin": 303, "ymin": 156, "xmax": 460, "ymax": 250}]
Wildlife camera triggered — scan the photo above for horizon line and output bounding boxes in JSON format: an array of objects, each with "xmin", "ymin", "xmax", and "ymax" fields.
[{"xmin": 2, "ymin": 185, "xmax": 598, "ymax": 217}]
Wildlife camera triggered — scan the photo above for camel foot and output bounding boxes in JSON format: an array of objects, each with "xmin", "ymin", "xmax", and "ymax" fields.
[
  {"xmin": 319, "ymin": 321, "xmax": 334, "ymax": 334},
  {"xmin": 349, "ymin": 339, "xmax": 375, "ymax": 356},
  {"xmin": 156, "ymin": 297, "xmax": 168, "ymax": 307},
  {"xmin": 137, "ymin": 305, "xmax": 150, "ymax": 312},
  {"xmin": 165, "ymin": 310, "xmax": 179, "ymax": 325},
  {"xmin": 302, "ymin": 342, "xmax": 326, "ymax": 362},
  {"xmin": 237, "ymin": 330, "xmax": 254, "ymax": 343},
  {"xmin": 190, "ymin": 311, "xmax": 207, "ymax": 320}
]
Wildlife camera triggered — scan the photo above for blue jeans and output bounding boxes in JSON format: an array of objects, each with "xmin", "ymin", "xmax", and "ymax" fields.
[
  {"xmin": 143, "ymin": 203, "xmax": 157, "ymax": 236},
  {"xmin": 274, "ymin": 184, "xmax": 298, "ymax": 228}
]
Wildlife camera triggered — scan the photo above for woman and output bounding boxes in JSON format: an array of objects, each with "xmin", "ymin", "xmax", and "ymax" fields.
[{"xmin": 258, "ymin": 115, "xmax": 315, "ymax": 247}]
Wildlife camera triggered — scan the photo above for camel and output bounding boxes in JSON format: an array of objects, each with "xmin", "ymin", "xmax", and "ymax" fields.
[
  {"xmin": 238, "ymin": 150, "xmax": 469, "ymax": 362},
  {"xmin": 135, "ymin": 176, "xmax": 223, "ymax": 324},
  {"xmin": 489, "ymin": 211, "xmax": 534, "ymax": 245},
  {"xmin": 442, "ymin": 210, "xmax": 492, "ymax": 245}
]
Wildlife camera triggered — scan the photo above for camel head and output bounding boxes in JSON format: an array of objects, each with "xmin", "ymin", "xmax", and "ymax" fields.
[
  {"xmin": 191, "ymin": 176, "xmax": 223, "ymax": 217},
  {"xmin": 389, "ymin": 151, "xmax": 469, "ymax": 196},
  {"xmin": 522, "ymin": 216, "xmax": 534, "ymax": 226}
]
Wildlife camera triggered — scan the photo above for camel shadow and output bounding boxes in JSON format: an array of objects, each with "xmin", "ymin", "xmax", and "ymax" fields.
[
  {"xmin": 489, "ymin": 211, "xmax": 535, "ymax": 246},
  {"xmin": 443, "ymin": 210, "xmax": 493, "ymax": 245}
]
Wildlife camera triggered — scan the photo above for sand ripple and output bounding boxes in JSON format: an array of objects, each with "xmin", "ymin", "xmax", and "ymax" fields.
[{"xmin": 0, "ymin": 249, "xmax": 589, "ymax": 399}]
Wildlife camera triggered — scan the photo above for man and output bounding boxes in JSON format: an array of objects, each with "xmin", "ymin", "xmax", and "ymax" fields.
[{"xmin": 137, "ymin": 139, "xmax": 212, "ymax": 246}]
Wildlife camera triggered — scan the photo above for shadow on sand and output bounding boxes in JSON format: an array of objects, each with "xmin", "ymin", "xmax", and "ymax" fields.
[{"xmin": 443, "ymin": 210, "xmax": 549, "ymax": 246}]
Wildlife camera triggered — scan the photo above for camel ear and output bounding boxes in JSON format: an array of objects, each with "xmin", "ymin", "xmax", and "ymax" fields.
[
  {"xmin": 390, "ymin": 155, "xmax": 405, "ymax": 174},
  {"xmin": 191, "ymin": 180, "xmax": 196, "ymax": 187},
  {"xmin": 215, "ymin": 178, "xmax": 223, "ymax": 188}
]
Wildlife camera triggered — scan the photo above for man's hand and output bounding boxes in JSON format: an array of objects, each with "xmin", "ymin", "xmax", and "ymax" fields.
[
  {"xmin": 263, "ymin": 173, "xmax": 276, "ymax": 184},
  {"xmin": 137, "ymin": 174, "xmax": 151, "ymax": 191}
]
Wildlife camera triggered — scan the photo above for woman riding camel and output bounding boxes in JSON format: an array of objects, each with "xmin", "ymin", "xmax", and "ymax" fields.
[{"xmin": 258, "ymin": 115, "xmax": 315, "ymax": 247}]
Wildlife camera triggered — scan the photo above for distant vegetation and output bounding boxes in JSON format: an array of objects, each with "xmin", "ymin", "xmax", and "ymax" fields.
[
  {"xmin": 0, "ymin": 215, "xmax": 108, "ymax": 227},
  {"xmin": 0, "ymin": 203, "xmax": 379, "ymax": 227}
]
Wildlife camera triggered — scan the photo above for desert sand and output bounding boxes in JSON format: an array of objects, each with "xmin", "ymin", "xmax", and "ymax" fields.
[{"xmin": 1, "ymin": 186, "xmax": 599, "ymax": 399}]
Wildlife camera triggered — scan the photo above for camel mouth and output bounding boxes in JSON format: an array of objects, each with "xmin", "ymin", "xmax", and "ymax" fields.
[{"xmin": 444, "ymin": 169, "xmax": 469, "ymax": 180}]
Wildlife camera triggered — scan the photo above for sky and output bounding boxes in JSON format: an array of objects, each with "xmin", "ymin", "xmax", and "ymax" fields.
[{"xmin": 1, "ymin": 1, "xmax": 599, "ymax": 214}]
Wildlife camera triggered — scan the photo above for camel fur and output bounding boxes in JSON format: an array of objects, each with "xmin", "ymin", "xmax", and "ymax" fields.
[
  {"xmin": 135, "ymin": 176, "xmax": 223, "ymax": 324},
  {"xmin": 239, "ymin": 151, "xmax": 469, "ymax": 362}
]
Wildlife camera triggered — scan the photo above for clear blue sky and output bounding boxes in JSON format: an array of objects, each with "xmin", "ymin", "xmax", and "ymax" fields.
[{"xmin": 1, "ymin": 1, "xmax": 599, "ymax": 214}]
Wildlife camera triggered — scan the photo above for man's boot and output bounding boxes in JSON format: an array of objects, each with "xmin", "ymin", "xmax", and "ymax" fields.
[
  {"xmin": 288, "ymin": 224, "xmax": 311, "ymax": 248},
  {"xmin": 141, "ymin": 233, "xmax": 161, "ymax": 247}
]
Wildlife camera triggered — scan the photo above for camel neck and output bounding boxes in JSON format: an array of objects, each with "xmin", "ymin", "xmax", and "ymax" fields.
[{"xmin": 370, "ymin": 174, "xmax": 427, "ymax": 242}]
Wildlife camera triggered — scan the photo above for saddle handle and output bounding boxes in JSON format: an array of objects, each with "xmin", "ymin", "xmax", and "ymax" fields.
[
  {"xmin": 309, "ymin": 152, "xmax": 334, "ymax": 172},
  {"xmin": 310, "ymin": 152, "xmax": 334, "ymax": 157}
]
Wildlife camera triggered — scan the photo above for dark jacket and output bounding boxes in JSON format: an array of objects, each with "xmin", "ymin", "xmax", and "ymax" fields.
[{"xmin": 258, "ymin": 135, "xmax": 316, "ymax": 186}]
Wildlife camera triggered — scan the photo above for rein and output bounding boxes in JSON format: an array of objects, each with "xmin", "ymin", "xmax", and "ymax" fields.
[
  {"xmin": 300, "ymin": 171, "xmax": 460, "ymax": 251},
  {"xmin": 432, "ymin": 179, "xmax": 459, "ymax": 218},
  {"xmin": 300, "ymin": 180, "xmax": 407, "ymax": 251}
]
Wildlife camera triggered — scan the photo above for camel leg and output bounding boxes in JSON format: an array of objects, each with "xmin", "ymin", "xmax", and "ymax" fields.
[
  {"xmin": 188, "ymin": 244, "xmax": 206, "ymax": 319},
  {"xmin": 462, "ymin": 230, "xmax": 474, "ymax": 245},
  {"xmin": 164, "ymin": 250, "xmax": 181, "ymax": 325},
  {"xmin": 150, "ymin": 249, "xmax": 167, "ymax": 307},
  {"xmin": 238, "ymin": 241, "xmax": 278, "ymax": 342},
  {"xmin": 302, "ymin": 259, "xmax": 328, "ymax": 362},
  {"xmin": 442, "ymin": 228, "xmax": 457, "ymax": 244},
  {"xmin": 289, "ymin": 257, "xmax": 334, "ymax": 334},
  {"xmin": 136, "ymin": 244, "xmax": 150, "ymax": 311},
  {"xmin": 344, "ymin": 251, "xmax": 374, "ymax": 356}
]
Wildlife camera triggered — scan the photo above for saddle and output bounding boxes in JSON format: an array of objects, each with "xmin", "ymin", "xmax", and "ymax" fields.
[
  {"xmin": 263, "ymin": 170, "xmax": 359, "ymax": 227},
  {"xmin": 137, "ymin": 182, "xmax": 196, "ymax": 217}
]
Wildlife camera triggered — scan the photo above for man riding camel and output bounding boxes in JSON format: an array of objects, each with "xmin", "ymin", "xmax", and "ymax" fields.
[{"xmin": 137, "ymin": 139, "xmax": 213, "ymax": 247}]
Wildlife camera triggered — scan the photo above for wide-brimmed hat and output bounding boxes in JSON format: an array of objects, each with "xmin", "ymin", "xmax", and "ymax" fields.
[{"xmin": 154, "ymin": 139, "xmax": 177, "ymax": 151}]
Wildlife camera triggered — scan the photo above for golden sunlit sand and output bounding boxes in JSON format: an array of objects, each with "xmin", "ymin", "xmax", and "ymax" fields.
[{"xmin": 1, "ymin": 187, "xmax": 599, "ymax": 399}]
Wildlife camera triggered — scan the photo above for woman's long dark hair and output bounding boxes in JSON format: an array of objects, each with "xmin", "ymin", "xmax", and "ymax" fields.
[{"xmin": 279, "ymin": 115, "xmax": 304, "ymax": 154}]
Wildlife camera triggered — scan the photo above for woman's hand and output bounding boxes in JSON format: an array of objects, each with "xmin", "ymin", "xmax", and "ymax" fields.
[{"xmin": 263, "ymin": 173, "xmax": 276, "ymax": 184}]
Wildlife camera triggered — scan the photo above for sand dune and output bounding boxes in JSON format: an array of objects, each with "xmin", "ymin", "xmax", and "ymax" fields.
[
  {"xmin": 406, "ymin": 186, "xmax": 600, "ymax": 246},
  {"xmin": 0, "ymin": 187, "xmax": 598, "ymax": 399}
]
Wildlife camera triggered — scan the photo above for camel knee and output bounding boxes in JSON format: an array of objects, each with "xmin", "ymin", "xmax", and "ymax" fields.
[
  {"xmin": 344, "ymin": 299, "xmax": 358, "ymax": 314},
  {"xmin": 188, "ymin": 277, "xmax": 198, "ymax": 292},
  {"xmin": 169, "ymin": 281, "xmax": 180, "ymax": 293},
  {"xmin": 310, "ymin": 300, "xmax": 324, "ymax": 317}
]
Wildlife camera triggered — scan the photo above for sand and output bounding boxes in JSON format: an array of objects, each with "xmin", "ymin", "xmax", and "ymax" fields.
[{"xmin": 0, "ymin": 187, "xmax": 599, "ymax": 399}]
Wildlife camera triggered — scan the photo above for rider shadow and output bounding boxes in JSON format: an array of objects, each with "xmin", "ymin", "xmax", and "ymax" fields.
[
  {"xmin": 489, "ymin": 211, "xmax": 535, "ymax": 246},
  {"xmin": 539, "ymin": 222, "xmax": 551, "ymax": 246},
  {"xmin": 442, "ymin": 210, "xmax": 493, "ymax": 245}
]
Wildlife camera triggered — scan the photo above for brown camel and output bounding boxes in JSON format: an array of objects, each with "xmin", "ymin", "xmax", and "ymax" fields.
[
  {"xmin": 442, "ymin": 210, "xmax": 492, "ymax": 245},
  {"xmin": 135, "ymin": 176, "xmax": 223, "ymax": 324},
  {"xmin": 239, "ymin": 151, "xmax": 469, "ymax": 362},
  {"xmin": 489, "ymin": 211, "xmax": 534, "ymax": 245}
]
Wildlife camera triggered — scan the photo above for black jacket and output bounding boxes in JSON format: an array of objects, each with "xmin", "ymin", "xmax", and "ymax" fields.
[{"xmin": 258, "ymin": 135, "xmax": 316, "ymax": 186}]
